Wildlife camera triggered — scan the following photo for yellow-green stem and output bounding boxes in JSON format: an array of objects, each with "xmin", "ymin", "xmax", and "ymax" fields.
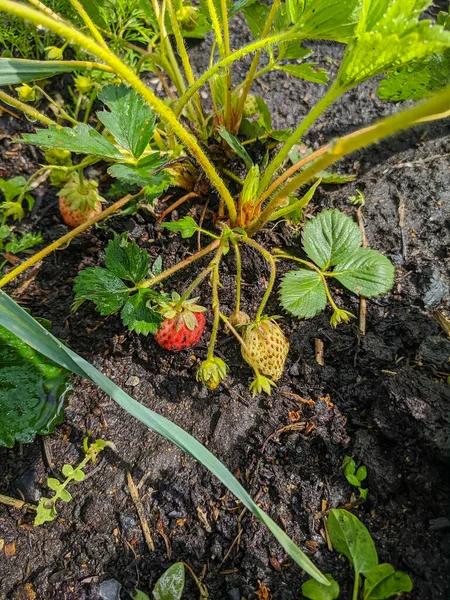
[
  {"xmin": 257, "ymin": 83, "xmax": 342, "ymax": 195},
  {"xmin": 219, "ymin": 311, "xmax": 261, "ymax": 376},
  {"xmin": 70, "ymin": 0, "xmax": 109, "ymax": 50},
  {"xmin": 27, "ymin": 0, "xmax": 60, "ymax": 19},
  {"xmin": 0, "ymin": 90, "xmax": 58, "ymax": 127},
  {"xmin": 244, "ymin": 238, "xmax": 276, "ymax": 321},
  {"xmin": 0, "ymin": 0, "xmax": 237, "ymax": 223},
  {"xmin": 165, "ymin": 0, "xmax": 204, "ymax": 124},
  {"xmin": 235, "ymin": 0, "xmax": 281, "ymax": 131},
  {"xmin": 178, "ymin": 266, "xmax": 212, "ymax": 304},
  {"xmin": 139, "ymin": 240, "xmax": 220, "ymax": 289},
  {"xmin": 207, "ymin": 249, "xmax": 223, "ymax": 360},
  {"xmin": 0, "ymin": 192, "xmax": 140, "ymax": 289},
  {"xmin": 220, "ymin": 0, "xmax": 232, "ymax": 131},
  {"xmin": 35, "ymin": 84, "xmax": 78, "ymax": 124},
  {"xmin": 268, "ymin": 178, "xmax": 321, "ymax": 222},
  {"xmin": 175, "ymin": 29, "xmax": 304, "ymax": 117},
  {"xmin": 205, "ymin": 0, "xmax": 224, "ymax": 56},
  {"xmin": 231, "ymin": 239, "xmax": 242, "ymax": 314},
  {"xmin": 248, "ymin": 86, "xmax": 450, "ymax": 236}
]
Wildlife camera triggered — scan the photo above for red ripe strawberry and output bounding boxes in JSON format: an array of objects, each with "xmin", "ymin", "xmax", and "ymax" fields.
[
  {"xmin": 154, "ymin": 293, "xmax": 206, "ymax": 351},
  {"xmin": 57, "ymin": 174, "xmax": 103, "ymax": 228}
]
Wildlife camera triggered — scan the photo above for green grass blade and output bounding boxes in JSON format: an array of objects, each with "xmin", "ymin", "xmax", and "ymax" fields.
[{"xmin": 0, "ymin": 290, "xmax": 328, "ymax": 585}]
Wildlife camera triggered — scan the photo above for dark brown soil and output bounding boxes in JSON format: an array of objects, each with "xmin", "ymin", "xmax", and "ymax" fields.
[{"xmin": 1, "ymin": 12, "xmax": 449, "ymax": 600}]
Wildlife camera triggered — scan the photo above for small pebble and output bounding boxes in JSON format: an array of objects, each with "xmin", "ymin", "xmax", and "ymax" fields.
[
  {"xmin": 98, "ymin": 579, "xmax": 121, "ymax": 600},
  {"xmin": 125, "ymin": 376, "xmax": 140, "ymax": 387}
]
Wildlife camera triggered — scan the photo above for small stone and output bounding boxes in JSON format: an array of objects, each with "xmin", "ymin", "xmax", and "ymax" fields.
[
  {"xmin": 125, "ymin": 376, "xmax": 140, "ymax": 387},
  {"xmin": 418, "ymin": 336, "xmax": 450, "ymax": 370},
  {"xmin": 15, "ymin": 471, "xmax": 40, "ymax": 503},
  {"xmin": 419, "ymin": 265, "xmax": 449, "ymax": 309},
  {"xmin": 119, "ymin": 514, "xmax": 137, "ymax": 530},
  {"xmin": 228, "ymin": 589, "xmax": 241, "ymax": 600},
  {"xmin": 289, "ymin": 362, "xmax": 300, "ymax": 376},
  {"xmin": 98, "ymin": 579, "xmax": 121, "ymax": 600}
]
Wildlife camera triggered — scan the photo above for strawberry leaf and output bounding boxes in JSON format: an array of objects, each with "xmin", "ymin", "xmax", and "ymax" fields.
[
  {"xmin": 275, "ymin": 63, "xmax": 329, "ymax": 84},
  {"xmin": 97, "ymin": 85, "xmax": 156, "ymax": 159},
  {"xmin": 105, "ymin": 234, "xmax": 149, "ymax": 284},
  {"xmin": 162, "ymin": 216, "xmax": 200, "ymax": 238},
  {"xmin": 21, "ymin": 125, "xmax": 124, "ymax": 160},
  {"xmin": 302, "ymin": 209, "xmax": 362, "ymax": 269},
  {"xmin": 73, "ymin": 267, "xmax": 130, "ymax": 315},
  {"xmin": 280, "ymin": 269, "xmax": 327, "ymax": 318},
  {"xmin": 378, "ymin": 51, "xmax": 450, "ymax": 101},
  {"xmin": 108, "ymin": 154, "xmax": 166, "ymax": 186},
  {"xmin": 121, "ymin": 291, "xmax": 163, "ymax": 335},
  {"xmin": 337, "ymin": 0, "xmax": 450, "ymax": 88},
  {"xmin": 333, "ymin": 248, "xmax": 395, "ymax": 297},
  {"xmin": 295, "ymin": 0, "xmax": 361, "ymax": 42},
  {"xmin": 242, "ymin": 2, "xmax": 270, "ymax": 38}
]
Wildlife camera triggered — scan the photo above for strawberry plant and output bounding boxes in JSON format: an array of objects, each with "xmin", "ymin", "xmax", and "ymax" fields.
[{"xmin": 0, "ymin": 0, "xmax": 449, "ymax": 394}]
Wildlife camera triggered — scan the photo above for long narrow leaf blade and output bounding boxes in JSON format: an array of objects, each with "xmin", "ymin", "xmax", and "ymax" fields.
[
  {"xmin": 0, "ymin": 290, "xmax": 328, "ymax": 585},
  {"xmin": 0, "ymin": 58, "xmax": 107, "ymax": 85}
]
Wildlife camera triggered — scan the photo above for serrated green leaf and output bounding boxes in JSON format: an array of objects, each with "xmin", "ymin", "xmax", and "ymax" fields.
[
  {"xmin": 62, "ymin": 464, "xmax": 74, "ymax": 477},
  {"xmin": 275, "ymin": 63, "xmax": 328, "ymax": 84},
  {"xmin": 242, "ymin": 2, "xmax": 270, "ymax": 38},
  {"xmin": 73, "ymin": 267, "xmax": 130, "ymax": 315},
  {"xmin": 277, "ymin": 42, "xmax": 312, "ymax": 61},
  {"xmin": 47, "ymin": 478, "xmax": 63, "ymax": 492},
  {"xmin": 152, "ymin": 563, "xmax": 185, "ymax": 600},
  {"xmin": 302, "ymin": 574, "xmax": 340, "ymax": 600},
  {"xmin": 328, "ymin": 509, "xmax": 378, "ymax": 574},
  {"xmin": 59, "ymin": 488, "xmax": 72, "ymax": 503},
  {"xmin": 0, "ymin": 325, "xmax": 71, "ymax": 448},
  {"xmin": 217, "ymin": 126, "xmax": 253, "ymax": 168},
  {"xmin": 280, "ymin": 269, "xmax": 327, "ymax": 318},
  {"xmin": 356, "ymin": 465, "xmax": 367, "ymax": 482},
  {"xmin": 333, "ymin": 248, "xmax": 395, "ymax": 297},
  {"xmin": 229, "ymin": 0, "xmax": 256, "ymax": 17},
  {"xmin": 338, "ymin": 1, "xmax": 450, "ymax": 88},
  {"xmin": 121, "ymin": 291, "xmax": 163, "ymax": 335},
  {"xmin": 97, "ymin": 85, "xmax": 156, "ymax": 159},
  {"xmin": 255, "ymin": 96, "xmax": 272, "ymax": 131},
  {"xmin": 378, "ymin": 51, "xmax": 450, "ymax": 101},
  {"xmin": 4, "ymin": 231, "xmax": 43, "ymax": 254},
  {"xmin": 108, "ymin": 154, "xmax": 166, "ymax": 187},
  {"xmin": 162, "ymin": 216, "xmax": 200, "ymax": 238},
  {"xmin": 363, "ymin": 564, "xmax": 413, "ymax": 599},
  {"xmin": 21, "ymin": 125, "xmax": 124, "ymax": 160},
  {"xmin": 105, "ymin": 234, "xmax": 149, "ymax": 284},
  {"xmin": 0, "ymin": 176, "xmax": 27, "ymax": 202},
  {"xmin": 302, "ymin": 209, "xmax": 362, "ymax": 269},
  {"xmin": 296, "ymin": 0, "xmax": 361, "ymax": 42}
]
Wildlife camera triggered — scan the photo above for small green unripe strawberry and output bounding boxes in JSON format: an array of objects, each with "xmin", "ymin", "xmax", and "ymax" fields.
[
  {"xmin": 45, "ymin": 45, "xmax": 64, "ymax": 60},
  {"xmin": 17, "ymin": 84, "xmax": 36, "ymax": 103},
  {"xmin": 242, "ymin": 94, "xmax": 258, "ymax": 118},
  {"xmin": 241, "ymin": 317, "xmax": 289, "ymax": 381},
  {"xmin": 176, "ymin": 4, "xmax": 199, "ymax": 31},
  {"xmin": 197, "ymin": 356, "xmax": 229, "ymax": 390}
]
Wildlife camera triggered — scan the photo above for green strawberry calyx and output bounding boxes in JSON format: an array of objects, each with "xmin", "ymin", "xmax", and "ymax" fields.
[
  {"xmin": 57, "ymin": 174, "xmax": 104, "ymax": 214},
  {"xmin": 157, "ymin": 292, "xmax": 206, "ymax": 331}
]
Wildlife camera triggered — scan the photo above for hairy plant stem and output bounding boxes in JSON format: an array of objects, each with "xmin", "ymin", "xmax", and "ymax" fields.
[
  {"xmin": 175, "ymin": 28, "xmax": 304, "ymax": 117},
  {"xmin": 205, "ymin": 0, "xmax": 224, "ymax": 57},
  {"xmin": 0, "ymin": 90, "xmax": 58, "ymax": 127},
  {"xmin": 0, "ymin": 192, "xmax": 141, "ymax": 289},
  {"xmin": 35, "ymin": 84, "xmax": 79, "ymax": 125},
  {"xmin": 220, "ymin": 0, "xmax": 232, "ymax": 132},
  {"xmin": 244, "ymin": 238, "xmax": 276, "ymax": 321},
  {"xmin": 139, "ymin": 240, "xmax": 220, "ymax": 290},
  {"xmin": 234, "ymin": 0, "xmax": 281, "ymax": 132},
  {"xmin": 0, "ymin": 0, "xmax": 237, "ymax": 223},
  {"xmin": 178, "ymin": 267, "xmax": 212, "ymax": 304},
  {"xmin": 247, "ymin": 86, "xmax": 450, "ymax": 236},
  {"xmin": 257, "ymin": 83, "xmax": 343, "ymax": 195},
  {"xmin": 231, "ymin": 239, "xmax": 242, "ymax": 314},
  {"xmin": 165, "ymin": 0, "xmax": 204, "ymax": 125},
  {"xmin": 219, "ymin": 312, "xmax": 261, "ymax": 377},
  {"xmin": 207, "ymin": 247, "xmax": 224, "ymax": 360},
  {"xmin": 70, "ymin": 0, "xmax": 109, "ymax": 51}
]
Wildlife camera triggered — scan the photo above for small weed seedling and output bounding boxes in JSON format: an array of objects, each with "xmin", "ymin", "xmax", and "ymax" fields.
[
  {"xmin": 35, "ymin": 437, "xmax": 112, "ymax": 525},
  {"xmin": 342, "ymin": 455, "xmax": 369, "ymax": 500},
  {"xmin": 131, "ymin": 562, "xmax": 185, "ymax": 600},
  {"xmin": 0, "ymin": 0, "xmax": 449, "ymax": 393},
  {"xmin": 302, "ymin": 509, "xmax": 412, "ymax": 600}
]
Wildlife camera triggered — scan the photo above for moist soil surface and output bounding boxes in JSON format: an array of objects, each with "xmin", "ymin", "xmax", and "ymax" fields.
[{"xmin": 1, "ymin": 12, "xmax": 450, "ymax": 600}]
